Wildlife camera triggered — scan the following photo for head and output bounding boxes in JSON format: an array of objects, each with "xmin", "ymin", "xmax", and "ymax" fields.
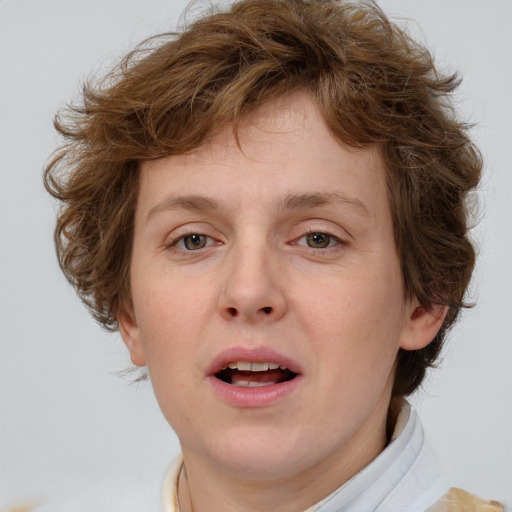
[{"xmin": 45, "ymin": 0, "xmax": 481, "ymax": 400}]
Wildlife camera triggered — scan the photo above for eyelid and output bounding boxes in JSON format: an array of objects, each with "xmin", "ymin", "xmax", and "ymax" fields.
[
  {"xmin": 166, "ymin": 232, "xmax": 216, "ymax": 247},
  {"xmin": 163, "ymin": 223, "xmax": 222, "ymax": 252},
  {"xmin": 289, "ymin": 218, "xmax": 350, "ymax": 242},
  {"xmin": 177, "ymin": 234, "xmax": 217, "ymax": 251},
  {"xmin": 291, "ymin": 230, "xmax": 347, "ymax": 249}
]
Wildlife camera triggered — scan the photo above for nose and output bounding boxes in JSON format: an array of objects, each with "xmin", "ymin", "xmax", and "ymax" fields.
[{"xmin": 218, "ymin": 241, "xmax": 287, "ymax": 324}]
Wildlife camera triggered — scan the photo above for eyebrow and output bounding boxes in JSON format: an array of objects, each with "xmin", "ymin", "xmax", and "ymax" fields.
[
  {"xmin": 278, "ymin": 192, "xmax": 372, "ymax": 218},
  {"xmin": 147, "ymin": 195, "xmax": 220, "ymax": 219},
  {"xmin": 146, "ymin": 191, "xmax": 372, "ymax": 220}
]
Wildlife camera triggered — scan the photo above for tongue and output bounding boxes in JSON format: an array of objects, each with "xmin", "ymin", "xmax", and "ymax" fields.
[{"xmin": 230, "ymin": 369, "xmax": 286, "ymax": 386}]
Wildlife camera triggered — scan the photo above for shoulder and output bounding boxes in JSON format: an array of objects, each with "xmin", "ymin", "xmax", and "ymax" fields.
[{"xmin": 426, "ymin": 487, "xmax": 506, "ymax": 512}]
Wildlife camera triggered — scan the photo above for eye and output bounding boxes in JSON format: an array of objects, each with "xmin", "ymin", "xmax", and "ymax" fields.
[
  {"xmin": 174, "ymin": 234, "xmax": 214, "ymax": 251},
  {"xmin": 294, "ymin": 232, "xmax": 343, "ymax": 249},
  {"xmin": 305, "ymin": 232, "xmax": 333, "ymax": 248}
]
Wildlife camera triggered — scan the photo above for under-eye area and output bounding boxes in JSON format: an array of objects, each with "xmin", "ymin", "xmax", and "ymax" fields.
[{"xmin": 215, "ymin": 362, "xmax": 298, "ymax": 387}]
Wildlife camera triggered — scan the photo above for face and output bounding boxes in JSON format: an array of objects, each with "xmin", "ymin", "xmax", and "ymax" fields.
[{"xmin": 120, "ymin": 93, "xmax": 441, "ymax": 485}]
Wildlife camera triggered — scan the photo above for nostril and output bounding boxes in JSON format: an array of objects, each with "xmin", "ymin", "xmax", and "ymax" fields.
[
  {"xmin": 227, "ymin": 307, "xmax": 238, "ymax": 317},
  {"xmin": 262, "ymin": 306, "xmax": 272, "ymax": 314}
]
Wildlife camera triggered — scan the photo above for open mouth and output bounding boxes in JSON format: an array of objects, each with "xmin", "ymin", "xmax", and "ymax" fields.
[{"xmin": 215, "ymin": 361, "xmax": 298, "ymax": 388}]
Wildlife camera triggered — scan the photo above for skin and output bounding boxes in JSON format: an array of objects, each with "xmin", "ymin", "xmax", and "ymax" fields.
[{"xmin": 119, "ymin": 92, "xmax": 445, "ymax": 512}]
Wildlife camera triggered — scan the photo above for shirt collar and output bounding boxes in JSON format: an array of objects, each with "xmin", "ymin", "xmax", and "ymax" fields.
[
  {"xmin": 162, "ymin": 402, "xmax": 448, "ymax": 512},
  {"xmin": 308, "ymin": 401, "xmax": 448, "ymax": 512}
]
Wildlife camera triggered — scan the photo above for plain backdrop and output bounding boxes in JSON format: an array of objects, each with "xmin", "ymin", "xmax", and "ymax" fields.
[{"xmin": 1, "ymin": 0, "xmax": 511, "ymax": 508}]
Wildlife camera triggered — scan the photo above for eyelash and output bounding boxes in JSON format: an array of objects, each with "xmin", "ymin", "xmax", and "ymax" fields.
[
  {"xmin": 167, "ymin": 233, "xmax": 218, "ymax": 251},
  {"xmin": 291, "ymin": 230, "xmax": 347, "ymax": 250},
  {"xmin": 165, "ymin": 230, "xmax": 347, "ymax": 254}
]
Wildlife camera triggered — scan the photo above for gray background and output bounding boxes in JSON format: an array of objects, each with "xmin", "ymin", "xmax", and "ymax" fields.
[{"xmin": 1, "ymin": 0, "xmax": 511, "ymax": 507}]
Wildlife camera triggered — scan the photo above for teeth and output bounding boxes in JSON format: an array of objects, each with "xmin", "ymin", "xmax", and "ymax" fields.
[
  {"xmin": 231, "ymin": 380, "xmax": 277, "ymax": 387},
  {"xmin": 249, "ymin": 381, "xmax": 276, "ymax": 387},
  {"xmin": 250, "ymin": 362, "xmax": 269, "ymax": 372},
  {"xmin": 231, "ymin": 381, "xmax": 250, "ymax": 387},
  {"xmin": 223, "ymin": 361, "xmax": 287, "ymax": 371}
]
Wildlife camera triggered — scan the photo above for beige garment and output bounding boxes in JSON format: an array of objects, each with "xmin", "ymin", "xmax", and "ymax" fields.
[
  {"xmin": 6, "ymin": 491, "xmax": 506, "ymax": 512},
  {"xmin": 164, "ymin": 456, "xmax": 506, "ymax": 512},
  {"xmin": 427, "ymin": 487, "xmax": 504, "ymax": 512}
]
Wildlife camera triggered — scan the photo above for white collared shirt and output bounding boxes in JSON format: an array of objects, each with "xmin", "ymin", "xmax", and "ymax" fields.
[{"xmin": 162, "ymin": 403, "xmax": 449, "ymax": 512}]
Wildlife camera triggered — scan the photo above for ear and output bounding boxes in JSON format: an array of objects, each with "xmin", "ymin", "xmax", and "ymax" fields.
[
  {"xmin": 118, "ymin": 305, "xmax": 147, "ymax": 367},
  {"xmin": 399, "ymin": 298, "xmax": 448, "ymax": 351}
]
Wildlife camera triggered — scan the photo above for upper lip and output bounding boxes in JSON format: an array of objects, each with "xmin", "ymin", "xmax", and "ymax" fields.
[{"xmin": 206, "ymin": 346, "xmax": 303, "ymax": 376}]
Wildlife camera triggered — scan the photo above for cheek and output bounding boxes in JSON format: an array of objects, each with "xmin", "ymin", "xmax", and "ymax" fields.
[
  {"xmin": 133, "ymin": 270, "xmax": 221, "ymax": 388},
  {"xmin": 296, "ymin": 268, "xmax": 405, "ymax": 369},
  {"xmin": 133, "ymin": 284, "xmax": 204, "ymax": 425}
]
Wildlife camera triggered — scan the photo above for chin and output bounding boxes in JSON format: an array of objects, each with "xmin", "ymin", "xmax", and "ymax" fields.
[{"xmin": 193, "ymin": 424, "xmax": 334, "ymax": 481}]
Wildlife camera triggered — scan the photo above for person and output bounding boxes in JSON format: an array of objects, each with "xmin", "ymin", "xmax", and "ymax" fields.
[{"xmin": 35, "ymin": 0, "xmax": 504, "ymax": 510}]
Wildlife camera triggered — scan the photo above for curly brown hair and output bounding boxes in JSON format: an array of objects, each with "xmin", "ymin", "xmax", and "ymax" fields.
[{"xmin": 44, "ymin": 0, "xmax": 482, "ymax": 396}]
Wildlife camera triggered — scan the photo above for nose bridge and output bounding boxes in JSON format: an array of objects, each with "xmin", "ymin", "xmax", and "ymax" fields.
[{"xmin": 218, "ymin": 231, "xmax": 286, "ymax": 323}]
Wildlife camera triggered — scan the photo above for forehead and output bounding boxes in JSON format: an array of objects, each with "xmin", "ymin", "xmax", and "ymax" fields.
[{"xmin": 137, "ymin": 92, "xmax": 388, "ymax": 220}]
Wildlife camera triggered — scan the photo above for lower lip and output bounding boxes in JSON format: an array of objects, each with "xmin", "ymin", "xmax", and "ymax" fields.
[{"xmin": 207, "ymin": 375, "xmax": 303, "ymax": 408}]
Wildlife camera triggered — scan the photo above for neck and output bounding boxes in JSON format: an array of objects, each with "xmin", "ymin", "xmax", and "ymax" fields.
[{"xmin": 177, "ymin": 396, "xmax": 394, "ymax": 512}]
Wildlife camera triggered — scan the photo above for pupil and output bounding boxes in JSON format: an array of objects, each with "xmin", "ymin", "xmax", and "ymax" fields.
[
  {"xmin": 185, "ymin": 234, "xmax": 206, "ymax": 250},
  {"xmin": 307, "ymin": 232, "xmax": 330, "ymax": 248}
]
